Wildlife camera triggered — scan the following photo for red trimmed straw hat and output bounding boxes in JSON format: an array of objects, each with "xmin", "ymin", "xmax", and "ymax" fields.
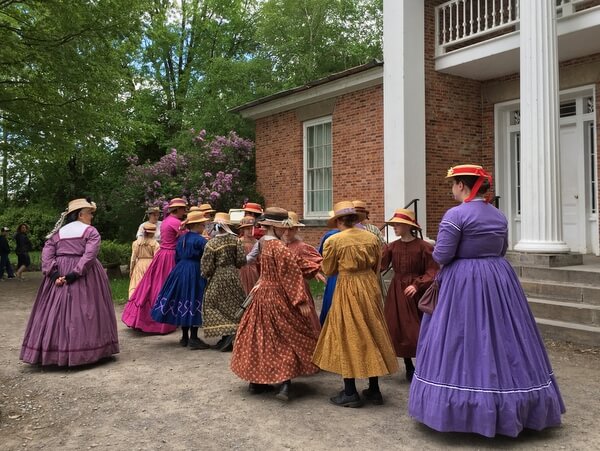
[
  {"xmin": 257, "ymin": 207, "xmax": 292, "ymax": 228},
  {"xmin": 243, "ymin": 202, "xmax": 263, "ymax": 215},
  {"xmin": 186, "ymin": 211, "xmax": 210, "ymax": 225},
  {"xmin": 327, "ymin": 201, "xmax": 359, "ymax": 228},
  {"xmin": 168, "ymin": 197, "xmax": 187, "ymax": 208},
  {"xmin": 385, "ymin": 208, "xmax": 421, "ymax": 230},
  {"xmin": 446, "ymin": 164, "xmax": 493, "ymax": 203},
  {"xmin": 351, "ymin": 200, "xmax": 369, "ymax": 221},
  {"xmin": 238, "ymin": 216, "xmax": 255, "ymax": 229},
  {"xmin": 288, "ymin": 211, "xmax": 305, "ymax": 227}
]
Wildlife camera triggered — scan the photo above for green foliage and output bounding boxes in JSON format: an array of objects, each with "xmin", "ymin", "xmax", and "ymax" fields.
[
  {"xmin": 0, "ymin": 204, "xmax": 60, "ymax": 250},
  {"xmin": 97, "ymin": 240, "xmax": 131, "ymax": 267},
  {"xmin": 110, "ymin": 277, "xmax": 130, "ymax": 305}
]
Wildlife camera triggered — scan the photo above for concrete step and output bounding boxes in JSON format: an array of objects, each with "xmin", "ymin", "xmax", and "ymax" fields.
[
  {"xmin": 528, "ymin": 297, "xmax": 600, "ymax": 327},
  {"xmin": 535, "ymin": 318, "xmax": 600, "ymax": 348},
  {"xmin": 506, "ymin": 251, "xmax": 583, "ymax": 267},
  {"xmin": 521, "ymin": 279, "xmax": 600, "ymax": 306},
  {"xmin": 518, "ymin": 266, "xmax": 600, "ymax": 286}
]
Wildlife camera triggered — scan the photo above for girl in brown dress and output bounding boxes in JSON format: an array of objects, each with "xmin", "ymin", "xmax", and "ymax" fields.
[
  {"xmin": 231, "ymin": 207, "xmax": 319, "ymax": 402},
  {"xmin": 238, "ymin": 216, "xmax": 260, "ymax": 295},
  {"xmin": 382, "ymin": 209, "xmax": 438, "ymax": 381},
  {"xmin": 128, "ymin": 223, "xmax": 160, "ymax": 298}
]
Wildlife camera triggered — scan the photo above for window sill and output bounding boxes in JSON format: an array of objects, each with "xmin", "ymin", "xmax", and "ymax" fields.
[{"xmin": 302, "ymin": 218, "xmax": 329, "ymax": 227}]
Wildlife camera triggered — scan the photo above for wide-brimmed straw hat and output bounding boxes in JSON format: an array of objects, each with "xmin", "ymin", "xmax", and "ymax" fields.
[
  {"xmin": 238, "ymin": 217, "xmax": 255, "ymax": 229},
  {"xmin": 145, "ymin": 206, "xmax": 160, "ymax": 215},
  {"xmin": 327, "ymin": 201, "xmax": 359, "ymax": 228},
  {"xmin": 67, "ymin": 198, "xmax": 97, "ymax": 214},
  {"xmin": 446, "ymin": 164, "xmax": 488, "ymax": 178},
  {"xmin": 198, "ymin": 203, "xmax": 216, "ymax": 214},
  {"xmin": 168, "ymin": 198, "xmax": 187, "ymax": 208},
  {"xmin": 213, "ymin": 212, "xmax": 231, "ymax": 224},
  {"xmin": 385, "ymin": 208, "xmax": 421, "ymax": 230},
  {"xmin": 288, "ymin": 211, "xmax": 305, "ymax": 228},
  {"xmin": 186, "ymin": 211, "xmax": 211, "ymax": 225},
  {"xmin": 257, "ymin": 207, "xmax": 292, "ymax": 228},
  {"xmin": 142, "ymin": 222, "xmax": 157, "ymax": 233},
  {"xmin": 351, "ymin": 200, "xmax": 369, "ymax": 220},
  {"xmin": 243, "ymin": 202, "xmax": 263, "ymax": 215}
]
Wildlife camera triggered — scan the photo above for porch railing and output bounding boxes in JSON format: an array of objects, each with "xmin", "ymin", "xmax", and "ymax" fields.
[{"xmin": 435, "ymin": 0, "xmax": 594, "ymax": 56}]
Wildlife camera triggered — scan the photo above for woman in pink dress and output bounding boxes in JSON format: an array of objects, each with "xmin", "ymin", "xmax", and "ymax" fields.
[
  {"xmin": 122, "ymin": 198, "xmax": 187, "ymax": 334},
  {"xmin": 20, "ymin": 198, "xmax": 119, "ymax": 366},
  {"xmin": 238, "ymin": 216, "xmax": 260, "ymax": 295}
]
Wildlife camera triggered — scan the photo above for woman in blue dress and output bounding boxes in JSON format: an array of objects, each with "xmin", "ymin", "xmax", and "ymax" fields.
[
  {"xmin": 317, "ymin": 228, "xmax": 339, "ymax": 324},
  {"xmin": 152, "ymin": 211, "xmax": 209, "ymax": 350},
  {"xmin": 408, "ymin": 164, "xmax": 565, "ymax": 437}
]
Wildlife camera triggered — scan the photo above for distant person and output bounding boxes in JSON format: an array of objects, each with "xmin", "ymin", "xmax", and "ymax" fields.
[
  {"xmin": 136, "ymin": 206, "xmax": 162, "ymax": 242},
  {"xmin": 20, "ymin": 198, "xmax": 119, "ymax": 366},
  {"xmin": 0, "ymin": 226, "xmax": 15, "ymax": 280},
  {"xmin": 14, "ymin": 223, "xmax": 32, "ymax": 280},
  {"xmin": 243, "ymin": 202, "xmax": 265, "ymax": 239},
  {"xmin": 128, "ymin": 223, "xmax": 159, "ymax": 298}
]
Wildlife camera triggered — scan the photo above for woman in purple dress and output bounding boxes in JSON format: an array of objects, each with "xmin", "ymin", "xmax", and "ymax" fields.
[
  {"xmin": 409, "ymin": 164, "xmax": 565, "ymax": 437},
  {"xmin": 122, "ymin": 198, "xmax": 187, "ymax": 334},
  {"xmin": 20, "ymin": 198, "xmax": 119, "ymax": 366}
]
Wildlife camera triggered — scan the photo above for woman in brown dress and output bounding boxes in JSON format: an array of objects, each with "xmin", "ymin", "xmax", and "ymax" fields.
[
  {"xmin": 200, "ymin": 212, "xmax": 246, "ymax": 352},
  {"xmin": 382, "ymin": 209, "xmax": 438, "ymax": 382},
  {"xmin": 231, "ymin": 207, "xmax": 319, "ymax": 402},
  {"xmin": 238, "ymin": 216, "xmax": 260, "ymax": 295},
  {"xmin": 313, "ymin": 201, "xmax": 398, "ymax": 408}
]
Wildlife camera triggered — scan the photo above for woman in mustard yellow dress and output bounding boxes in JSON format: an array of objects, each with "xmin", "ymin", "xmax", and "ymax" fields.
[{"xmin": 313, "ymin": 201, "xmax": 398, "ymax": 408}]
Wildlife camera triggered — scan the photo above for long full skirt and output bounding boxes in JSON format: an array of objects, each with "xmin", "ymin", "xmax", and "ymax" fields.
[
  {"xmin": 231, "ymin": 282, "xmax": 320, "ymax": 384},
  {"xmin": 128, "ymin": 258, "xmax": 152, "ymax": 298},
  {"xmin": 384, "ymin": 277, "xmax": 421, "ymax": 357},
  {"xmin": 151, "ymin": 260, "xmax": 205, "ymax": 327},
  {"xmin": 408, "ymin": 257, "xmax": 565, "ymax": 438},
  {"xmin": 20, "ymin": 258, "xmax": 119, "ymax": 366},
  {"xmin": 121, "ymin": 249, "xmax": 177, "ymax": 334},
  {"xmin": 202, "ymin": 266, "xmax": 245, "ymax": 337}
]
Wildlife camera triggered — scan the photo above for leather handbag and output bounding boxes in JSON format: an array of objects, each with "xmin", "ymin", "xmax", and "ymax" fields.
[{"xmin": 418, "ymin": 279, "xmax": 439, "ymax": 315}]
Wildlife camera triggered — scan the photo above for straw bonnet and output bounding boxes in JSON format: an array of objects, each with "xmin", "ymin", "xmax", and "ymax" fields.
[
  {"xmin": 186, "ymin": 211, "xmax": 210, "ymax": 225},
  {"xmin": 198, "ymin": 203, "xmax": 216, "ymax": 214},
  {"xmin": 213, "ymin": 212, "xmax": 231, "ymax": 224},
  {"xmin": 446, "ymin": 164, "xmax": 488, "ymax": 178},
  {"xmin": 257, "ymin": 207, "xmax": 292, "ymax": 228},
  {"xmin": 67, "ymin": 198, "xmax": 97, "ymax": 214},
  {"xmin": 238, "ymin": 216, "xmax": 255, "ymax": 229},
  {"xmin": 145, "ymin": 206, "xmax": 160, "ymax": 215},
  {"xmin": 168, "ymin": 197, "xmax": 187, "ymax": 208},
  {"xmin": 288, "ymin": 211, "xmax": 305, "ymax": 228},
  {"xmin": 142, "ymin": 222, "xmax": 157, "ymax": 232},
  {"xmin": 243, "ymin": 202, "xmax": 263, "ymax": 215},
  {"xmin": 327, "ymin": 201, "xmax": 359, "ymax": 228},
  {"xmin": 385, "ymin": 208, "xmax": 421, "ymax": 230},
  {"xmin": 188, "ymin": 206, "xmax": 202, "ymax": 213}
]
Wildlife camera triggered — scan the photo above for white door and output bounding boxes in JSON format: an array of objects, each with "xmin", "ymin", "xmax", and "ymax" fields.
[{"xmin": 559, "ymin": 122, "xmax": 586, "ymax": 253}]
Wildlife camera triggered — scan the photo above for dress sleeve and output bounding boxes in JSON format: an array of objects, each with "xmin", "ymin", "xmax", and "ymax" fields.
[
  {"xmin": 276, "ymin": 244, "xmax": 309, "ymax": 307},
  {"xmin": 412, "ymin": 242, "xmax": 439, "ymax": 293},
  {"xmin": 246, "ymin": 240, "xmax": 260, "ymax": 264},
  {"xmin": 235, "ymin": 238, "xmax": 246, "ymax": 268},
  {"xmin": 295, "ymin": 242, "xmax": 323, "ymax": 279},
  {"xmin": 73, "ymin": 227, "xmax": 101, "ymax": 276},
  {"xmin": 200, "ymin": 242, "xmax": 216, "ymax": 279},
  {"xmin": 41, "ymin": 236, "xmax": 58, "ymax": 276},
  {"xmin": 433, "ymin": 209, "xmax": 462, "ymax": 266},
  {"xmin": 321, "ymin": 238, "xmax": 339, "ymax": 276},
  {"xmin": 136, "ymin": 224, "xmax": 144, "ymax": 239}
]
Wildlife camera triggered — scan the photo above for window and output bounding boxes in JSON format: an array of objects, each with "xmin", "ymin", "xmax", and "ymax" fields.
[{"xmin": 304, "ymin": 117, "xmax": 333, "ymax": 217}]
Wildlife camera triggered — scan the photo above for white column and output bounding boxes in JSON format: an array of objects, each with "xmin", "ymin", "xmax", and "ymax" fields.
[
  {"xmin": 514, "ymin": 0, "xmax": 569, "ymax": 253},
  {"xmin": 383, "ymin": 0, "xmax": 427, "ymax": 237}
]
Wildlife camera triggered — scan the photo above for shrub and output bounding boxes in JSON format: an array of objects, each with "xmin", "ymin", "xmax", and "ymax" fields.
[
  {"xmin": 0, "ymin": 204, "xmax": 60, "ymax": 251},
  {"xmin": 98, "ymin": 240, "xmax": 131, "ymax": 267}
]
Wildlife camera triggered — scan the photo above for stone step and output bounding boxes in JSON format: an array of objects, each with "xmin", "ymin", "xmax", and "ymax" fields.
[
  {"xmin": 535, "ymin": 318, "xmax": 600, "ymax": 347},
  {"xmin": 506, "ymin": 251, "xmax": 583, "ymax": 267},
  {"xmin": 521, "ymin": 279, "xmax": 600, "ymax": 306},
  {"xmin": 518, "ymin": 266, "xmax": 600, "ymax": 286},
  {"xmin": 527, "ymin": 297, "xmax": 600, "ymax": 327}
]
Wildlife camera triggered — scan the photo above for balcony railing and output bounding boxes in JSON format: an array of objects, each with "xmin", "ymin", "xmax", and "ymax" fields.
[{"xmin": 435, "ymin": 0, "xmax": 596, "ymax": 56}]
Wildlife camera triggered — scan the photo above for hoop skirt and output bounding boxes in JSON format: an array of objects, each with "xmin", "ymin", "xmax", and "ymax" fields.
[
  {"xmin": 151, "ymin": 232, "xmax": 207, "ymax": 326},
  {"xmin": 20, "ymin": 224, "xmax": 119, "ymax": 366},
  {"xmin": 408, "ymin": 200, "xmax": 565, "ymax": 437}
]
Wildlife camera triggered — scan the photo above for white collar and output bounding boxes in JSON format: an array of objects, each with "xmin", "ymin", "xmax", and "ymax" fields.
[{"xmin": 59, "ymin": 221, "xmax": 89, "ymax": 239}]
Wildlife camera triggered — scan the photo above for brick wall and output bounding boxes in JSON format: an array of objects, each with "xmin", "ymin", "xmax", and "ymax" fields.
[{"xmin": 254, "ymin": 84, "xmax": 384, "ymax": 247}]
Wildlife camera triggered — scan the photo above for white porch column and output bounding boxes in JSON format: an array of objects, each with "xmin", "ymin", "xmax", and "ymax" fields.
[
  {"xmin": 383, "ymin": 0, "xmax": 427, "ymax": 237},
  {"xmin": 514, "ymin": 0, "xmax": 569, "ymax": 253}
]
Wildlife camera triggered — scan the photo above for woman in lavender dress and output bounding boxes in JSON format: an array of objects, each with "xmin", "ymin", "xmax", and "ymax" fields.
[
  {"xmin": 408, "ymin": 164, "xmax": 565, "ymax": 437},
  {"xmin": 20, "ymin": 198, "xmax": 119, "ymax": 366}
]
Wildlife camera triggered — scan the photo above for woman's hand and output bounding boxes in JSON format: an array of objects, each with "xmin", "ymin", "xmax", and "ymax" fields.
[
  {"xmin": 298, "ymin": 302, "xmax": 312, "ymax": 317},
  {"xmin": 55, "ymin": 276, "xmax": 66, "ymax": 287},
  {"xmin": 404, "ymin": 285, "xmax": 417, "ymax": 298}
]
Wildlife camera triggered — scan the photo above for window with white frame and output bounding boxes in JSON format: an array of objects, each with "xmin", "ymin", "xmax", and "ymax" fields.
[{"xmin": 304, "ymin": 117, "xmax": 332, "ymax": 217}]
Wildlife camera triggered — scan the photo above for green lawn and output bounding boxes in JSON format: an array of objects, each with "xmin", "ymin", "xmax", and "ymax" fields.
[{"xmin": 110, "ymin": 278, "xmax": 130, "ymax": 305}]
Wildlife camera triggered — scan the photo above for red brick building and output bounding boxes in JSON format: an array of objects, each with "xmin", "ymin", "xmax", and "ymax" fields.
[{"xmin": 233, "ymin": 0, "xmax": 600, "ymax": 254}]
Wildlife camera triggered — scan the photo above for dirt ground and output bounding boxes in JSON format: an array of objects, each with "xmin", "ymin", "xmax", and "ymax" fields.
[{"xmin": 1, "ymin": 273, "xmax": 599, "ymax": 451}]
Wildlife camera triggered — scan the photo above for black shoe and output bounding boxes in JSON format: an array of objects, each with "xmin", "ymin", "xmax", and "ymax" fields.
[
  {"xmin": 179, "ymin": 337, "xmax": 189, "ymax": 347},
  {"xmin": 362, "ymin": 388, "xmax": 384, "ymax": 405},
  {"xmin": 275, "ymin": 381, "xmax": 291, "ymax": 402},
  {"xmin": 188, "ymin": 337, "xmax": 210, "ymax": 350},
  {"xmin": 211, "ymin": 336, "xmax": 226, "ymax": 349},
  {"xmin": 329, "ymin": 390, "xmax": 363, "ymax": 408},
  {"xmin": 219, "ymin": 335, "xmax": 235, "ymax": 352},
  {"xmin": 248, "ymin": 383, "xmax": 274, "ymax": 395}
]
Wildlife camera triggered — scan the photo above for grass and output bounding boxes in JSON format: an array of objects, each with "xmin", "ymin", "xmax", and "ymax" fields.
[
  {"xmin": 110, "ymin": 277, "xmax": 130, "ymax": 305},
  {"xmin": 309, "ymin": 278, "xmax": 325, "ymax": 299}
]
